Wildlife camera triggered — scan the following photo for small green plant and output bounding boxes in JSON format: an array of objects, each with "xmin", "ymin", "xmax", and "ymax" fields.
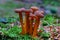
[
  {"xmin": 43, "ymin": 14, "xmax": 55, "ymax": 26},
  {"xmin": 41, "ymin": 32, "xmax": 50, "ymax": 38},
  {"xmin": 1, "ymin": 26, "xmax": 22, "ymax": 37},
  {"xmin": 0, "ymin": 23, "xmax": 9, "ymax": 28},
  {"xmin": 7, "ymin": 17, "xmax": 17, "ymax": 23},
  {"xmin": 1, "ymin": 27, "xmax": 34, "ymax": 40},
  {"xmin": 38, "ymin": 29, "xmax": 50, "ymax": 40}
]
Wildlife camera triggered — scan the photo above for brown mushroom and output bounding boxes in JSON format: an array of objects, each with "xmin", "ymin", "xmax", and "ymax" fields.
[
  {"xmin": 15, "ymin": 8, "xmax": 26, "ymax": 34},
  {"xmin": 29, "ymin": 13, "xmax": 36, "ymax": 35},
  {"xmin": 32, "ymin": 11, "xmax": 44, "ymax": 37},
  {"xmin": 24, "ymin": 9, "xmax": 33, "ymax": 34},
  {"xmin": 29, "ymin": 6, "xmax": 39, "ymax": 35}
]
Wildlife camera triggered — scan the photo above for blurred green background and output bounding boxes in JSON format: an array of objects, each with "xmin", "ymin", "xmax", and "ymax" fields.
[{"xmin": 0, "ymin": 0, "xmax": 60, "ymax": 18}]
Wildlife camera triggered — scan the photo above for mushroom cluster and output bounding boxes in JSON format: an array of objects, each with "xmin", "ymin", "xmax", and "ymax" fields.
[{"xmin": 15, "ymin": 6, "xmax": 44, "ymax": 37}]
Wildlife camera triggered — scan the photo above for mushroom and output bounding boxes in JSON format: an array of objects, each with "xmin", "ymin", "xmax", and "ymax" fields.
[
  {"xmin": 32, "ymin": 11, "xmax": 44, "ymax": 37},
  {"xmin": 29, "ymin": 13, "xmax": 36, "ymax": 35},
  {"xmin": 15, "ymin": 8, "xmax": 26, "ymax": 34},
  {"xmin": 29, "ymin": 6, "xmax": 39, "ymax": 35},
  {"xmin": 24, "ymin": 9, "xmax": 33, "ymax": 34},
  {"xmin": 30, "ymin": 6, "xmax": 39, "ymax": 14}
]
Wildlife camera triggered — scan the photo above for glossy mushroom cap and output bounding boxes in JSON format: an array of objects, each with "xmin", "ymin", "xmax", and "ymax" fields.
[
  {"xmin": 24, "ymin": 9, "xmax": 33, "ymax": 15},
  {"xmin": 34, "ymin": 11, "xmax": 44, "ymax": 18},
  {"xmin": 30, "ymin": 6, "xmax": 39, "ymax": 12},
  {"xmin": 29, "ymin": 13, "xmax": 36, "ymax": 20},
  {"xmin": 15, "ymin": 8, "xmax": 26, "ymax": 13}
]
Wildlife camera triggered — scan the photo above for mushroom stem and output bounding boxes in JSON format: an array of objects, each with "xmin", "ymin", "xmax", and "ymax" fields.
[
  {"xmin": 29, "ymin": 18, "xmax": 33, "ymax": 35},
  {"xmin": 29, "ymin": 13, "xmax": 35, "ymax": 35},
  {"xmin": 24, "ymin": 9, "xmax": 32, "ymax": 34},
  {"xmin": 25, "ymin": 13, "xmax": 30, "ymax": 34},
  {"xmin": 29, "ymin": 6, "xmax": 39, "ymax": 35},
  {"xmin": 32, "ymin": 11, "xmax": 44, "ymax": 37},
  {"xmin": 16, "ymin": 11, "xmax": 26, "ymax": 34},
  {"xmin": 23, "ymin": 16, "xmax": 27, "ymax": 34},
  {"xmin": 32, "ymin": 17, "xmax": 39, "ymax": 37}
]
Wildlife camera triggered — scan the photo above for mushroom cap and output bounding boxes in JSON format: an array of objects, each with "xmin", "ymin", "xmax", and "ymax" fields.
[
  {"xmin": 29, "ymin": 13, "xmax": 36, "ymax": 20},
  {"xmin": 24, "ymin": 9, "xmax": 33, "ymax": 15},
  {"xmin": 34, "ymin": 11, "xmax": 44, "ymax": 18},
  {"xmin": 15, "ymin": 8, "xmax": 26, "ymax": 13},
  {"xmin": 30, "ymin": 6, "xmax": 39, "ymax": 12}
]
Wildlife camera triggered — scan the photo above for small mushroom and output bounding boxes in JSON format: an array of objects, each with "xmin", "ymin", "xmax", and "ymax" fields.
[
  {"xmin": 29, "ymin": 13, "xmax": 36, "ymax": 35},
  {"xmin": 30, "ymin": 6, "xmax": 39, "ymax": 35},
  {"xmin": 32, "ymin": 11, "xmax": 44, "ymax": 37},
  {"xmin": 24, "ymin": 9, "xmax": 33, "ymax": 34},
  {"xmin": 15, "ymin": 8, "xmax": 26, "ymax": 34}
]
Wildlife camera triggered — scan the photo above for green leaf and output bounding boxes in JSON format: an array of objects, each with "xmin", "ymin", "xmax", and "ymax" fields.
[{"xmin": 1, "ymin": 26, "xmax": 22, "ymax": 37}]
